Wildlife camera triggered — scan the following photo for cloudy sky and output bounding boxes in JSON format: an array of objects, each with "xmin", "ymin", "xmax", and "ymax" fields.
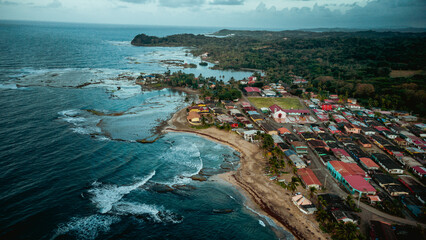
[{"xmin": 0, "ymin": 0, "xmax": 425, "ymax": 29}]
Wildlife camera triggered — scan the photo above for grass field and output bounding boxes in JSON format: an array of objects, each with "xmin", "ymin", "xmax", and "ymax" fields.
[
  {"xmin": 248, "ymin": 97, "xmax": 304, "ymax": 110},
  {"xmin": 390, "ymin": 70, "xmax": 424, "ymax": 78}
]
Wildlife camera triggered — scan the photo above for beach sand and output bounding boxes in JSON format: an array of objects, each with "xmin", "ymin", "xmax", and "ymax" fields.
[{"xmin": 164, "ymin": 107, "xmax": 328, "ymax": 240}]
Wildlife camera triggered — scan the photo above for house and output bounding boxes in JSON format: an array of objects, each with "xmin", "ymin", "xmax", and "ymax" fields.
[
  {"xmin": 373, "ymin": 174, "xmax": 409, "ymax": 197},
  {"xmin": 297, "ymin": 168, "xmax": 322, "ymax": 189},
  {"xmin": 344, "ymin": 124, "xmax": 361, "ymax": 134},
  {"xmin": 269, "ymin": 104, "xmax": 287, "ymax": 123},
  {"xmin": 400, "ymin": 195, "xmax": 423, "ymax": 217},
  {"xmin": 353, "ymin": 134, "xmax": 371, "ymax": 148},
  {"xmin": 331, "ymin": 210, "xmax": 358, "ymax": 224},
  {"xmin": 291, "ymin": 141, "xmax": 308, "ymax": 154},
  {"xmin": 301, "ymin": 132, "xmax": 316, "ymax": 141},
  {"xmin": 382, "ymin": 130, "xmax": 398, "ymax": 140},
  {"xmin": 359, "ymin": 157, "xmax": 380, "ymax": 171},
  {"xmin": 244, "ymin": 87, "xmax": 261, "ymax": 96},
  {"xmin": 328, "ymin": 125, "xmax": 341, "ymax": 134},
  {"xmin": 412, "ymin": 166, "xmax": 426, "ymax": 178},
  {"xmin": 321, "ymin": 104, "xmax": 333, "ymax": 111},
  {"xmin": 401, "ymin": 115, "xmax": 418, "ymax": 122},
  {"xmin": 361, "ymin": 126, "xmax": 376, "ymax": 136},
  {"xmin": 292, "ymin": 193, "xmax": 317, "ymax": 214},
  {"xmin": 370, "ymin": 221, "xmax": 397, "ymax": 240},
  {"xmin": 283, "ymin": 109, "xmax": 311, "ymax": 116},
  {"xmin": 243, "ymin": 130, "xmax": 263, "ymax": 142},
  {"xmin": 371, "ymin": 153, "xmax": 404, "ymax": 174},
  {"xmin": 327, "ymin": 161, "xmax": 375, "ymax": 195},
  {"xmin": 394, "ymin": 137, "xmax": 407, "ymax": 146},
  {"xmin": 187, "ymin": 112, "xmax": 201, "ymax": 125},
  {"xmin": 367, "ymin": 195, "xmax": 381, "ymax": 204},
  {"xmin": 259, "ymin": 121, "xmax": 278, "ymax": 135},
  {"xmin": 277, "ymin": 142, "xmax": 290, "ymax": 151},
  {"xmin": 272, "ymin": 134, "xmax": 284, "ymax": 145},
  {"xmin": 285, "ymin": 150, "xmax": 307, "ymax": 169},
  {"xmin": 398, "ymin": 175, "xmax": 424, "ymax": 194},
  {"xmin": 278, "ymin": 127, "xmax": 291, "ymax": 135},
  {"xmin": 331, "ymin": 148, "xmax": 355, "ymax": 163}
]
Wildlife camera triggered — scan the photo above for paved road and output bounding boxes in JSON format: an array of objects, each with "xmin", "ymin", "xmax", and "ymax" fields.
[{"xmin": 358, "ymin": 202, "xmax": 426, "ymax": 227}]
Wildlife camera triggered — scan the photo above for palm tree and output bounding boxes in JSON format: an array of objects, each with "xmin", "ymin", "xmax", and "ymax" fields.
[
  {"xmin": 333, "ymin": 222, "xmax": 359, "ymax": 240},
  {"xmin": 287, "ymin": 177, "xmax": 300, "ymax": 193}
]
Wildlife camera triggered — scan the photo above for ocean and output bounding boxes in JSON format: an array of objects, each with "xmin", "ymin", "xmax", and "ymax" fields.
[{"xmin": 0, "ymin": 20, "xmax": 292, "ymax": 240}]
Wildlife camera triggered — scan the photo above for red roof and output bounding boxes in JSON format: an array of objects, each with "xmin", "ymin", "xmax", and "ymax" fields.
[
  {"xmin": 344, "ymin": 175, "xmax": 376, "ymax": 193},
  {"xmin": 244, "ymin": 87, "xmax": 261, "ymax": 93},
  {"xmin": 359, "ymin": 157, "xmax": 380, "ymax": 169},
  {"xmin": 332, "ymin": 148, "xmax": 350, "ymax": 157},
  {"xmin": 278, "ymin": 127, "xmax": 291, "ymax": 134},
  {"xmin": 412, "ymin": 166, "xmax": 426, "ymax": 175},
  {"xmin": 269, "ymin": 104, "xmax": 283, "ymax": 113},
  {"xmin": 283, "ymin": 109, "xmax": 310, "ymax": 114},
  {"xmin": 297, "ymin": 168, "xmax": 322, "ymax": 187},
  {"xmin": 329, "ymin": 161, "xmax": 366, "ymax": 177}
]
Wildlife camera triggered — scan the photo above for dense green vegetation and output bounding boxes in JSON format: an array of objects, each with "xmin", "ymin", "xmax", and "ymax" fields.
[{"xmin": 132, "ymin": 30, "xmax": 426, "ymax": 116}]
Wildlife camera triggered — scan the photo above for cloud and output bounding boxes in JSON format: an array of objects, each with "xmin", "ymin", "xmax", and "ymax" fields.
[
  {"xmin": 158, "ymin": 0, "xmax": 206, "ymax": 8},
  {"xmin": 210, "ymin": 0, "xmax": 244, "ymax": 5}
]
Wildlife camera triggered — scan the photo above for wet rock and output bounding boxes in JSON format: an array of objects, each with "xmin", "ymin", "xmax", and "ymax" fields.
[
  {"xmin": 212, "ymin": 209, "xmax": 234, "ymax": 214},
  {"xmin": 220, "ymin": 162, "xmax": 234, "ymax": 170},
  {"xmin": 149, "ymin": 183, "xmax": 174, "ymax": 193},
  {"xmin": 190, "ymin": 175, "xmax": 207, "ymax": 181}
]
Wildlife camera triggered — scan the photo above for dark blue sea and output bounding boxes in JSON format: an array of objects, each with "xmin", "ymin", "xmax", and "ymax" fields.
[{"xmin": 0, "ymin": 20, "xmax": 292, "ymax": 240}]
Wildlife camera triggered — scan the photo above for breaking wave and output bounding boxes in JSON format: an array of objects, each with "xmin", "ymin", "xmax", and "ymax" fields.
[
  {"xmin": 111, "ymin": 201, "xmax": 183, "ymax": 224},
  {"xmin": 52, "ymin": 214, "xmax": 121, "ymax": 240},
  {"xmin": 88, "ymin": 171, "xmax": 156, "ymax": 214}
]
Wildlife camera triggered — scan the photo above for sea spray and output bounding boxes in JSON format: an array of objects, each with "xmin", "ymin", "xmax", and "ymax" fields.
[
  {"xmin": 88, "ymin": 171, "xmax": 156, "ymax": 214},
  {"xmin": 52, "ymin": 214, "xmax": 121, "ymax": 240}
]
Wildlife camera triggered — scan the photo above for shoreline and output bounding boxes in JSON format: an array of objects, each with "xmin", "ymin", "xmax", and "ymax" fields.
[{"xmin": 163, "ymin": 105, "xmax": 327, "ymax": 240}]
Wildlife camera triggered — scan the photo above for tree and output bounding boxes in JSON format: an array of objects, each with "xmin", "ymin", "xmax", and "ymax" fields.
[
  {"xmin": 332, "ymin": 222, "xmax": 360, "ymax": 240},
  {"xmin": 355, "ymin": 83, "xmax": 375, "ymax": 97},
  {"xmin": 262, "ymin": 134, "xmax": 274, "ymax": 150},
  {"xmin": 287, "ymin": 177, "xmax": 300, "ymax": 193}
]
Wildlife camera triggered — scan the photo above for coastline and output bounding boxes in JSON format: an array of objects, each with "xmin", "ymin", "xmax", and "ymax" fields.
[{"xmin": 163, "ymin": 106, "xmax": 328, "ymax": 240}]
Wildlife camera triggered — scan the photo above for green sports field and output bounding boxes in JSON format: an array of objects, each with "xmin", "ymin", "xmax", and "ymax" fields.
[{"xmin": 248, "ymin": 97, "xmax": 305, "ymax": 110}]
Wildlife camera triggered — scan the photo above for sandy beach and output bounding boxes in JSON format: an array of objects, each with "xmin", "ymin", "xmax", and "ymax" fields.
[{"xmin": 164, "ymin": 107, "xmax": 328, "ymax": 240}]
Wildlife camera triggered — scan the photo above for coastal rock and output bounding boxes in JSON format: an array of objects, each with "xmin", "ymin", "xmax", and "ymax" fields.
[
  {"xmin": 212, "ymin": 209, "xmax": 234, "ymax": 214},
  {"xmin": 148, "ymin": 183, "xmax": 174, "ymax": 193},
  {"xmin": 220, "ymin": 162, "xmax": 234, "ymax": 170},
  {"xmin": 190, "ymin": 174, "xmax": 207, "ymax": 181},
  {"xmin": 199, "ymin": 168, "xmax": 226, "ymax": 176}
]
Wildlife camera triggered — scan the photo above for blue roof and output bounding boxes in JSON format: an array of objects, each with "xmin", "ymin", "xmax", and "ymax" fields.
[
  {"xmin": 284, "ymin": 150, "xmax": 296, "ymax": 156},
  {"xmin": 247, "ymin": 111, "xmax": 258, "ymax": 115}
]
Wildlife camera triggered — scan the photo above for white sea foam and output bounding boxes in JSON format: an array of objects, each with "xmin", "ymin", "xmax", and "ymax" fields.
[
  {"xmin": 58, "ymin": 109, "xmax": 81, "ymax": 117},
  {"xmin": 113, "ymin": 201, "xmax": 183, "ymax": 224},
  {"xmin": 244, "ymin": 204, "xmax": 280, "ymax": 231},
  {"xmin": 88, "ymin": 171, "xmax": 156, "ymax": 214},
  {"xmin": 63, "ymin": 117, "xmax": 86, "ymax": 124},
  {"xmin": 105, "ymin": 40, "xmax": 131, "ymax": 46},
  {"xmin": 71, "ymin": 126, "xmax": 101, "ymax": 135},
  {"xmin": 52, "ymin": 214, "xmax": 120, "ymax": 240}
]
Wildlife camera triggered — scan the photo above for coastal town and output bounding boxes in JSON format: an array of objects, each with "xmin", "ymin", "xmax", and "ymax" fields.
[{"xmin": 140, "ymin": 72, "xmax": 426, "ymax": 240}]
